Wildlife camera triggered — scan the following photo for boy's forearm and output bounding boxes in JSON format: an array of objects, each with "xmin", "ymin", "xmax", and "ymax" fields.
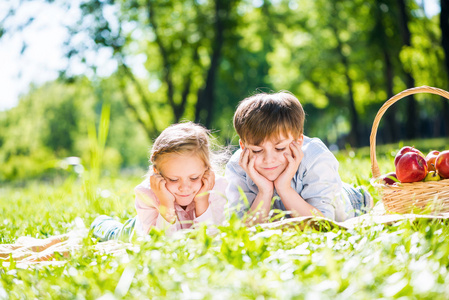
[
  {"xmin": 245, "ymin": 191, "xmax": 272, "ymax": 225},
  {"xmin": 278, "ymin": 188, "xmax": 324, "ymax": 218}
]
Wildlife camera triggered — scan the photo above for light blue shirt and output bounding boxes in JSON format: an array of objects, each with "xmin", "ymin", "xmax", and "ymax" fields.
[{"xmin": 225, "ymin": 136, "xmax": 354, "ymax": 222}]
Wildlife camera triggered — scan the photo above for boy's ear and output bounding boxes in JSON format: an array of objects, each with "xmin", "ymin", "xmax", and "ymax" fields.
[
  {"xmin": 239, "ymin": 139, "xmax": 245, "ymax": 150},
  {"xmin": 297, "ymin": 134, "xmax": 304, "ymax": 146},
  {"xmin": 153, "ymin": 166, "xmax": 158, "ymax": 174}
]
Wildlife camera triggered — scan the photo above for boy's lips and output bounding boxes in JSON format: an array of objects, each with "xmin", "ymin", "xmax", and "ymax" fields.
[{"xmin": 262, "ymin": 166, "xmax": 279, "ymax": 171}]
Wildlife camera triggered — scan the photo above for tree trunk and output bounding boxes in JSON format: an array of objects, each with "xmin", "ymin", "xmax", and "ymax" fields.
[
  {"xmin": 195, "ymin": 0, "xmax": 227, "ymax": 128},
  {"xmin": 147, "ymin": 0, "xmax": 180, "ymax": 122},
  {"xmin": 398, "ymin": 0, "xmax": 418, "ymax": 140},
  {"xmin": 329, "ymin": 4, "xmax": 359, "ymax": 147},
  {"xmin": 440, "ymin": 0, "xmax": 449, "ymax": 135},
  {"xmin": 375, "ymin": 0, "xmax": 398, "ymax": 143},
  {"xmin": 382, "ymin": 48, "xmax": 398, "ymax": 143}
]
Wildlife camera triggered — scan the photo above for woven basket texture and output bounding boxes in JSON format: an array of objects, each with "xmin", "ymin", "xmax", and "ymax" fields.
[{"xmin": 370, "ymin": 86, "xmax": 449, "ymax": 214}]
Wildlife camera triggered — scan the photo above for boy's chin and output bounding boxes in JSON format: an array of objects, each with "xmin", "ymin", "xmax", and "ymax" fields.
[
  {"xmin": 257, "ymin": 168, "xmax": 285, "ymax": 182},
  {"xmin": 259, "ymin": 172, "xmax": 280, "ymax": 182}
]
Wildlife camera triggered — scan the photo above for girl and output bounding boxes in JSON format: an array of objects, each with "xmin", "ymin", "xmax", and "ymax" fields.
[{"xmin": 91, "ymin": 122, "xmax": 228, "ymax": 240}]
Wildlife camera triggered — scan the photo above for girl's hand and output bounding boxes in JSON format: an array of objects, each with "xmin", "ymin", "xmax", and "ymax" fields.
[
  {"xmin": 150, "ymin": 172, "xmax": 176, "ymax": 223},
  {"xmin": 194, "ymin": 169, "xmax": 214, "ymax": 217},
  {"xmin": 239, "ymin": 148, "xmax": 274, "ymax": 195},
  {"xmin": 274, "ymin": 140, "xmax": 304, "ymax": 191},
  {"xmin": 195, "ymin": 168, "xmax": 215, "ymax": 202}
]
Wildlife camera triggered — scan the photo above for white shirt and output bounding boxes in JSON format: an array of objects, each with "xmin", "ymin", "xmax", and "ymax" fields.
[{"xmin": 225, "ymin": 136, "xmax": 354, "ymax": 222}]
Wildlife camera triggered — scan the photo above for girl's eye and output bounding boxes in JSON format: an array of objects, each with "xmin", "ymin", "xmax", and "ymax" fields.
[
  {"xmin": 252, "ymin": 150, "xmax": 262, "ymax": 154},
  {"xmin": 276, "ymin": 148, "xmax": 286, "ymax": 151},
  {"xmin": 167, "ymin": 178, "xmax": 178, "ymax": 182},
  {"xmin": 190, "ymin": 177, "xmax": 200, "ymax": 181}
]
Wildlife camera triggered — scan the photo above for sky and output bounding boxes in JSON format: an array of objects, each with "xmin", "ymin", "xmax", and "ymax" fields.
[{"xmin": 0, "ymin": 0, "xmax": 442, "ymax": 111}]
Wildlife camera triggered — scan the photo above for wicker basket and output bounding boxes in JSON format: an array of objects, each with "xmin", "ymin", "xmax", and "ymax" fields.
[{"xmin": 370, "ymin": 86, "xmax": 449, "ymax": 214}]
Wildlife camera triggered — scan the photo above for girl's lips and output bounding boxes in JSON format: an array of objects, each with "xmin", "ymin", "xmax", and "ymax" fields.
[{"xmin": 177, "ymin": 194, "xmax": 192, "ymax": 198}]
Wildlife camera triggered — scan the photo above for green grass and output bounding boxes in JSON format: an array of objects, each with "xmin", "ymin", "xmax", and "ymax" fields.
[{"xmin": 2, "ymin": 140, "xmax": 449, "ymax": 299}]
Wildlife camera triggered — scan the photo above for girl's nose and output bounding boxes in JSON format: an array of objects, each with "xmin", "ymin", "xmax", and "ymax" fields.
[{"xmin": 179, "ymin": 180, "xmax": 190, "ymax": 191}]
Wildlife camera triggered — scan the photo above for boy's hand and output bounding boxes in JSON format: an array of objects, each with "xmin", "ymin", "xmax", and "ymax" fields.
[
  {"xmin": 150, "ymin": 172, "xmax": 176, "ymax": 223},
  {"xmin": 195, "ymin": 169, "xmax": 215, "ymax": 203},
  {"xmin": 239, "ymin": 148, "xmax": 274, "ymax": 195},
  {"xmin": 274, "ymin": 140, "xmax": 304, "ymax": 191}
]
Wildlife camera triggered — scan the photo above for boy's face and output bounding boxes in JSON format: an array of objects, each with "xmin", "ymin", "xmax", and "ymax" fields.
[{"xmin": 240, "ymin": 133, "xmax": 304, "ymax": 182}]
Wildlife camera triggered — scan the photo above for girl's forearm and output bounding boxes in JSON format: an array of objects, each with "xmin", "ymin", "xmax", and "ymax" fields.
[
  {"xmin": 159, "ymin": 202, "xmax": 177, "ymax": 224},
  {"xmin": 195, "ymin": 197, "xmax": 209, "ymax": 217}
]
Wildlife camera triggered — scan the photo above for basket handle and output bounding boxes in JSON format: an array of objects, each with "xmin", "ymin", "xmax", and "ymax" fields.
[{"xmin": 370, "ymin": 85, "xmax": 449, "ymax": 179}]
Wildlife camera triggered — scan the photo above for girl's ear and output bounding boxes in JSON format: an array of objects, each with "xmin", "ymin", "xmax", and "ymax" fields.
[
  {"xmin": 239, "ymin": 139, "xmax": 245, "ymax": 150},
  {"xmin": 153, "ymin": 166, "xmax": 158, "ymax": 174}
]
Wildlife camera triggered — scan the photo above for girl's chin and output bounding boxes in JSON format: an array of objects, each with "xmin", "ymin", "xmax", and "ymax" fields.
[{"xmin": 175, "ymin": 197, "xmax": 194, "ymax": 207}]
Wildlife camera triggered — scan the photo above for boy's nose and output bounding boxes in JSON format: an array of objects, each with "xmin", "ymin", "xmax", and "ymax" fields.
[{"xmin": 262, "ymin": 151, "xmax": 276, "ymax": 163}]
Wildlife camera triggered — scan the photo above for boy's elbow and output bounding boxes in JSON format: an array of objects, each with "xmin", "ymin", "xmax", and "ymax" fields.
[{"xmin": 319, "ymin": 209, "xmax": 335, "ymax": 220}]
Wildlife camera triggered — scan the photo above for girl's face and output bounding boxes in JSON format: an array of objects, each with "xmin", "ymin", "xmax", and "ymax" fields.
[{"xmin": 158, "ymin": 153, "xmax": 207, "ymax": 207}]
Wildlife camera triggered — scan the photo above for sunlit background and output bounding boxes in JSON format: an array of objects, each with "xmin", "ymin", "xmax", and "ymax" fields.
[
  {"xmin": 0, "ymin": 0, "xmax": 440, "ymax": 110},
  {"xmin": 0, "ymin": 0, "xmax": 447, "ymax": 182}
]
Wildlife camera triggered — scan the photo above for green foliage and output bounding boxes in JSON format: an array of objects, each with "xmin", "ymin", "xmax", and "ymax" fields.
[
  {"xmin": 0, "ymin": 77, "xmax": 150, "ymax": 182},
  {"xmin": 2, "ymin": 146, "xmax": 449, "ymax": 298},
  {"xmin": 55, "ymin": 0, "xmax": 449, "ymax": 146},
  {"xmin": 2, "ymin": 0, "xmax": 448, "ymax": 181}
]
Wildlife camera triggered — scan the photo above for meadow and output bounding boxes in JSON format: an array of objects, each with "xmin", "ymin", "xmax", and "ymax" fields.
[{"xmin": 1, "ymin": 139, "xmax": 449, "ymax": 299}]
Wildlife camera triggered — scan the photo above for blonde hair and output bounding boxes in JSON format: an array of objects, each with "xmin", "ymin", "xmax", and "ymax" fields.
[
  {"xmin": 150, "ymin": 122, "xmax": 211, "ymax": 172},
  {"xmin": 233, "ymin": 91, "xmax": 305, "ymax": 145}
]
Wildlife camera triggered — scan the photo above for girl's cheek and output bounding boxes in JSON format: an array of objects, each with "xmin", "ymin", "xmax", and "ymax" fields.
[
  {"xmin": 194, "ymin": 181, "xmax": 203, "ymax": 191},
  {"xmin": 165, "ymin": 182, "xmax": 177, "ymax": 192}
]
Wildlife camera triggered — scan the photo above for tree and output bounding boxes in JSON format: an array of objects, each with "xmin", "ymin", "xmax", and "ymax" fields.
[
  {"xmin": 440, "ymin": 0, "xmax": 449, "ymax": 135},
  {"xmin": 194, "ymin": 0, "xmax": 233, "ymax": 128},
  {"xmin": 369, "ymin": 0, "xmax": 403, "ymax": 143},
  {"xmin": 65, "ymin": 0, "xmax": 240, "ymax": 138},
  {"xmin": 397, "ymin": 0, "xmax": 419, "ymax": 139}
]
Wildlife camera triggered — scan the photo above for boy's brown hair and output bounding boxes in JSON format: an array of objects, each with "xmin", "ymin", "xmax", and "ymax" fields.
[{"xmin": 233, "ymin": 91, "xmax": 305, "ymax": 145}]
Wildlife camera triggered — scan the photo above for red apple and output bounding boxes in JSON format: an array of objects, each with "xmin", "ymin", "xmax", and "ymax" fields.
[
  {"xmin": 425, "ymin": 150, "xmax": 440, "ymax": 171},
  {"xmin": 435, "ymin": 150, "xmax": 449, "ymax": 179},
  {"xmin": 394, "ymin": 146, "xmax": 425, "ymax": 167},
  {"xmin": 379, "ymin": 172, "xmax": 398, "ymax": 185},
  {"xmin": 395, "ymin": 152, "xmax": 428, "ymax": 183}
]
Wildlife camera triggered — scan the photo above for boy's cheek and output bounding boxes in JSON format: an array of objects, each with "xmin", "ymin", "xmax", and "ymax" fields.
[
  {"xmin": 247, "ymin": 151, "xmax": 256, "ymax": 160},
  {"xmin": 283, "ymin": 148, "xmax": 293, "ymax": 158}
]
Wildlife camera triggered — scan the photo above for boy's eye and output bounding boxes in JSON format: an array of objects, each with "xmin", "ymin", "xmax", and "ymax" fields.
[
  {"xmin": 190, "ymin": 177, "xmax": 200, "ymax": 181},
  {"xmin": 167, "ymin": 178, "xmax": 178, "ymax": 182},
  {"xmin": 251, "ymin": 149, "xmax": 262, "ymax": 154},
  {"xmin": 275, "ymin": 148, "xmax": 286, "ymax": 151}
]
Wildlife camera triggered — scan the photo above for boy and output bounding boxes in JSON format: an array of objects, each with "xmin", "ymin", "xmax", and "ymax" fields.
[{"xmin": 225, "ymin": 91, "xmax": 372, "ymax": 224}]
